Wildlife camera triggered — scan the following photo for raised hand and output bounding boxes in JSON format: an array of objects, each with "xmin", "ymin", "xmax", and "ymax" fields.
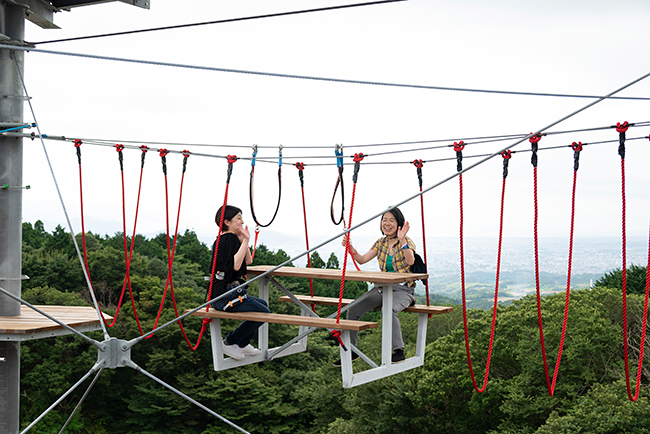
[
  {"xmin": 397, "ymin": 221, "xmax": 410, "ymax": 242},
  {"xmin": 239, "ymin": 224, "xmax": 250, "ymax": 243}
]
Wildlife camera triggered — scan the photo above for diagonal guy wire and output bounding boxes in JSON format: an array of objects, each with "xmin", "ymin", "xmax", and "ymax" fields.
[
  {"xmin": 126, "ymin": 361, "xmax": 251, "ymax": 434},
  {"xmin": 58, "ymin": 368, "xmax": 104, "ymax": 434},
  {"xmin": 20, "ymin": 363, "xmax": 103, "ymax": 434},
  {"xmin": 13, "ymin": 54, "xmax": 110, "ymax": 340}
]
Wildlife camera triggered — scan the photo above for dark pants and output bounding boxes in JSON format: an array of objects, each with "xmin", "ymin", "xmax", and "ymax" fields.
[{"xmin": 222, "ymin": 296, "xmax": 270, "ymax": 348}]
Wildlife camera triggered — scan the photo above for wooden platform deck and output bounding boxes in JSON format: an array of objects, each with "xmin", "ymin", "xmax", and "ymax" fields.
[{"xmin": 0, "ymin": 305, "xmax": 109, "ymax": 341}]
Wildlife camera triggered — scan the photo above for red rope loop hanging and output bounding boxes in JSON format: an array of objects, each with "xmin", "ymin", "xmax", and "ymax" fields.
[
  {"xmin": 332, "ymin": 152, "xmax": 365, "ymax": 348},
  {"xmin": 617, "ymin": 121, "xmax": 650, "ymax": 401},
  {"xmin": 249, "ymin": 146, "xmax": 282, "ymax": 228},
  {"xmin": 457, "ymin": 144, "xmax": 509, "ymax": 392}
]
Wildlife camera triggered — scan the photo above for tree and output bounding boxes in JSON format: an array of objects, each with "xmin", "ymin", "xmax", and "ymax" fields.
[
  {"xmin": 22, "ymin": 220, "xmax": 50, "ymax": 249},
  {"xmin": 594, "ymin": 264, "xmax": 648, "ymax": 295},
  {"xmin": 310, "ymin": 251, "xmax": 326, "ymax": 269},
  {"xmin": 326, "ymin": 252, "xmax": 339, "ymax": 269}
]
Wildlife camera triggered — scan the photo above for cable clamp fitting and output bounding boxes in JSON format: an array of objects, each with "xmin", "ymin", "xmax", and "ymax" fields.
[
  {"xmin": 571, "ymin": 142, "xmax": 583, "ymax": 152},
  {"xmin": 413, "ymin": 159, "xmax": 424, "ymax": 169},
  {"xmin": 227, "ymin": 155, "xmax": 238, "ymax": 164},
  {"xmin": 616, "ymin": 121, "xmax": 629, "ymax": 133},
  {"xmin": 251, "ymin": 144, "xmax": 258, "ymax": 167},
  {"xmin": 528, "ymin": 133, "xmax": 542, "ymax": 144},
  {"xmin": 2, "ymin": 184, "xmax": 30, "ymax": 190},
  {"xmin": 501, "ymin": 150, "xmax": 512, "ymax": 159}
]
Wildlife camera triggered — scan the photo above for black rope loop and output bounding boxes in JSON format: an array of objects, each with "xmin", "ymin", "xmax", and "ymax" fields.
[
  {"xmin": 331, "ymin": 144, "xmax": 345, "ymax": 226},
  {"xmin": 249, "ymin": 152, "xmax": 282, "ymax": 228}
]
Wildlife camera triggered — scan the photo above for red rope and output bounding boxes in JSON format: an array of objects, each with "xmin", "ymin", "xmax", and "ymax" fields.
[
  {"xmin": 617, "ymin": 123, "xmax": 649, "ymax": 401},
  {"xmin": 458, "ymin": 149, "xmax": 512, "ymax": 392},
  {"xmin": 74, "ymin": 140, "xmax": 124, "ymax": 328},
  {"xmin": 250, "ymin": 226, "xmax": 260, "ymax": 260},
  {"xmin": 113, "ymin": 144, "xmax": 144, "ymax": 334},
  {"xmin": 332, "ymin": 153, "xmax": 364, "ymax": 348}
]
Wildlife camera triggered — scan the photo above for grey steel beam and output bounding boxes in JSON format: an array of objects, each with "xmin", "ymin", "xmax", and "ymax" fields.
[{"xmin": 0, "ymin": 3, "xmax": 25, "ymax": 433}]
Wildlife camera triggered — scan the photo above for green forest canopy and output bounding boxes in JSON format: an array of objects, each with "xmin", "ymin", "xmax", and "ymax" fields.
[{"xmin": 17, "ymin": 221, "xmax": 650, "ymax": 433}]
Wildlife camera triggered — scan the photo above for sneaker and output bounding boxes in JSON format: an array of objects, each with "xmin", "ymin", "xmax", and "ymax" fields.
[
  {"xmin": 222, "ymin": 340, "xmax": 245, "ymax": 360},
  {"xmin": 240, "ymin": 344, "xmax": 261, "ymax": 356},
  {"xmin": 392, "ymin": 348, "xmax": 406, "ymax": 364},
  {"xmin": 332, "ymin": 352, "xmax": 360, "ymax": 367}
]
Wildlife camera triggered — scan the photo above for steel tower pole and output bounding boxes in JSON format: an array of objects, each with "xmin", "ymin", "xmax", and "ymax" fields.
[{"xmin": 0, "ymin": 2, "xmax": 25, "ymax": 433}]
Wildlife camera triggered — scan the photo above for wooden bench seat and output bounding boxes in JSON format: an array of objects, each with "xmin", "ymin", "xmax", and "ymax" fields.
[
  {"xmin": 185, "ymin": 309, "xmax": 378, "ymax": 331},
  {"xmin": 278, "ymin": 295, "xmax": 453, "ymax": 315}
]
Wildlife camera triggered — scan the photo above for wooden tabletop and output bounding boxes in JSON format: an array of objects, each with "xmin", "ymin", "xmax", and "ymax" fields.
[
  {"xmin": 247, "ymin": 265, "xmax": 427, "ymax": 284},
  {"xmin": 0, "ymin": 305, "xmax": 109, "ymax": 335}
]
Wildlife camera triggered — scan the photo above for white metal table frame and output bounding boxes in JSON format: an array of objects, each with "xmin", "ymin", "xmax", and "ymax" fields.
[{"xmin": 208, "ymin": 267, "xmax": 430, "ymax": 388}]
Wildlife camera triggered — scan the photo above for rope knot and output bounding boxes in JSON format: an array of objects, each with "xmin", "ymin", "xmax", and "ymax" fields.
[
  {"xmin": 616, "ymin": 121, "xmax": 629, "ymax": 133},
  {"xmin": 413, "ymin": 159, "xmax": 424, "ymax": 169},
  {"xmin": 182, "ymin": 150, "xmax": 190, "ymax": 158},
  {"xmin": 529, "ymin": 133, "xmax": 542, "ymax": 144},
  {"xmin": 353, "ymin": 153, "xmax": 365, "ymax": 163},
  {"xmin": 202, "ymin": 317, "xmax": 212, "ymax": 325},
  {"xmin": 501, "ymin": 150, "xmax": 512, "ymax": 159},
  {"xmin": 295, "ymin": 162, "xmax": 305, "ymax": 171},
  {"xmin": 73, "ymin": 139, "xmax": 82, "ymax": 147},
  {"xmin": 329, "ymin": 330, "xmax": 348, "ymax": 351},
  {"xmin": 159, "ymin": 148, "xmax": 169, "ymax": 157},
  {"xmin": 140, "ymin": 145, "xmax": 148, "ymax": 153},
  {"xmin": 453, "ymin": 141, "xmax": 465, "ymax": 152},
  {"xmin": 571, "ymin": 142, "xmax": 583, "ymax": 152},
  {"xmin": 115, "ymin": 143, "xmax": 124, "ymax": 152},
  {"xmin": 227, "ymin": 155, "xmax": 238, "ymax": 164}
]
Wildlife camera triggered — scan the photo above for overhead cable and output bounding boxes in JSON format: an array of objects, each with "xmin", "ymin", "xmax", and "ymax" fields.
[
  {"xmin": 2, "ymin": 43, "xmax": 649, "ymax": 101},
  {"xmin": 32, "ymin": 1, "xmax": 407, "ymax": 45}
]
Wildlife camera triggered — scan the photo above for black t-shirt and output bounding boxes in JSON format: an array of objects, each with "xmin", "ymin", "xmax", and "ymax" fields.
[{"xmin": 209, "ymin": 232, "xmax": 247, "ymax": 297}]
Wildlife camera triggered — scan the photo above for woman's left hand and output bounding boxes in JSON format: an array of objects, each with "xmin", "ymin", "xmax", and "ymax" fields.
[
  {"xmin": 397, "ymin": 221, "xmax": 410, "ymax": 243},
  {"xmin": 239, "ymin": 224, "xmax": 250, "ymax": 243}
]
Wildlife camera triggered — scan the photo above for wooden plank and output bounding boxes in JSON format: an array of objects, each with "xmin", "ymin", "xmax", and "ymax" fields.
[
  {"xmin": 0, "ymin": 305, "xmax": 109, "ymax": 335},
  {"xmin": 185, "ymin": 309, "xmax": 377, "ymax": 331},
  {"xmin": 279, "ymin": 295, "xmax": 454, "ymax": 315},
  {"xmin": 247, "ymin": 265, "xmax": 427, "ymax": 284}
]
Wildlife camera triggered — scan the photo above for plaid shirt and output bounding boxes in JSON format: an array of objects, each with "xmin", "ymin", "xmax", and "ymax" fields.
[{"xmin": 372, "ymin": 236, "xmax": 417, "ymax": 287}]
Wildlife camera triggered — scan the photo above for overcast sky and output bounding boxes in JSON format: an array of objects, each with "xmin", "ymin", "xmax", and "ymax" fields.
[{"xmin": 16, "ymin": 0, "xmax": 650, "ymax": 264}]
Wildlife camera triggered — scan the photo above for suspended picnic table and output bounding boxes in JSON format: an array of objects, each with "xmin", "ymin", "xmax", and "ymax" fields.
[
  {"xmin": 188, "ymin": 265, "xmax": 452, "ymax": 388},
  {"xmin": 0, "ymin": 305, "xmax": 110, "ymax": 341}
]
